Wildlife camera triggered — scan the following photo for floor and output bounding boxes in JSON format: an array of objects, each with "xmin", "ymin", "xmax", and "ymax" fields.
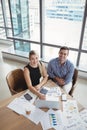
[{"xmin": 0, "ymin": 44, "xmax": 87, "ymax": 108}]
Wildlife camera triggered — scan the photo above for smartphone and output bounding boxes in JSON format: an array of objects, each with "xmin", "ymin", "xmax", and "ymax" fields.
[
  {"xmin": 40, "ymin": 88, "xmax": 48, "ymax": 95},
  {"xmin": 24, "ymin": 93, "xmax": 32, "ymax": 101}
]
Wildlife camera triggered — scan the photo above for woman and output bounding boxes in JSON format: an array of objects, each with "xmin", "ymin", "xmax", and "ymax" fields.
[{"xmin": 24, "ymin": 50, "xmax": 48, "ymax": 100}]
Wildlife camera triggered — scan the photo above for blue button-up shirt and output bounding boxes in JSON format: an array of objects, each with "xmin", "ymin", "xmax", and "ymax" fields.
[{"xmin": 47, "ymin": 58, "xmax": 74, "ymax": 85}]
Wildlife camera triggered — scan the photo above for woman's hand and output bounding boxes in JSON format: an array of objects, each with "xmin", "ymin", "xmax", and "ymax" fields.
[
  {"xmin": 35, "ymin": 84, "xmax": 41, "ymax": 91},
  {"xmin": 38, "ymin": 93, "xmax": 46, "ymax": 100}
]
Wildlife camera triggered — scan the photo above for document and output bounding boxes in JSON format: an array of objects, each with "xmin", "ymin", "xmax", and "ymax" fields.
[
  {"xmin": 7, "ymin": 97, "xmax": 35, "ymax": 115},
  {"xmin": 64, "ymin": 115, "xmax": 87, "ymax": 130},
  {"xmin": 7, "ymin": 94, "xmax": 46, "ymax": 125},
  {"xmin": 40, "ymin": 109, "xmax": 67, "ymax": 130},
  {"xmin": 62, "ymin": 100, "xmax": 87, "ymax": 130},
  {"xmin": 63, "ymin": 99, "xmax": 79, "ymax": 118},
  {"xmin": 79, "ymin": 109, "xmax": 87, "ymax": 128},
  {"xmin": 46, "ymin": 86, "xmax": 62, "ymax": 96},
  {"xmin": 26, "ymin": 107, "xmax": 45, "ymax": 124}
]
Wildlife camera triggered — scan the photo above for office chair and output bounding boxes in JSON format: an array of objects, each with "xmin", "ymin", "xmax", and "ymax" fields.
[
  {"xmin": 6, "ymin": 68, "xmax": 28, "ymax": 95},
  {"xmin": 69, "ymin": 68, "xmax": 78, "ymax": 97}
]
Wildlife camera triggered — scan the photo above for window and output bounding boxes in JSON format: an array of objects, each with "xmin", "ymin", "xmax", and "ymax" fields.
[
  {"xmin": 0, "ymin": 0, "xmax": 6, "ymax": 39},
  {"xmin": 82, "ymin": 17, "xmax": 87, "ymax": 50},
  {"xmin": 43, "ymin": 45, "xmax": 78, "ymax": 65},
  {"xmin": 7, "ymin": 0, "xmax": 40, "ymax": 52},
  {"xmin": 79, "ymin": 53, "xmax": 87, "ymax": 70},
  {"xmin": 44, "ymin": 0, "xmax": 85, "ymax": 48},
  {"xmin": 8, "ymin": 0, "xmax": 40, "ymax": 41},
  {"xmin": 0, "ymin": 0, "xmax": 87, "ymax": 72}
]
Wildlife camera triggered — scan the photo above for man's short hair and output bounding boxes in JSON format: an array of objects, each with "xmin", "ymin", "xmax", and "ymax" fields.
[{"xmin": 60, "ymin": 46, "xmax": 69, "ymax": 51}]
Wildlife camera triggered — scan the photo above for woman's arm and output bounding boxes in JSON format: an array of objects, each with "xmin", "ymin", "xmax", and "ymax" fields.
[{"xmin": 24, "ymin": 67, "xmax": 46, "ymax": 100}]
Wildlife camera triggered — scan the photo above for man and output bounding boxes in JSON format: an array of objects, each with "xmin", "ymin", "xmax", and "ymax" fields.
[{"xmin": 47, "ymin": 46, "xmax": 74, "ymax": 94}]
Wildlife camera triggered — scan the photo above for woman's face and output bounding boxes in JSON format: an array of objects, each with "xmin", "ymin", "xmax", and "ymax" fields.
[{"xmin": 29, "ymin": 54, "xmax": 39, "ymax": 66}]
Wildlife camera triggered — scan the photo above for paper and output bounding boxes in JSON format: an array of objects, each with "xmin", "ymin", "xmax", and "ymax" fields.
[
  {"xmin": 7, "ymin": 90, "xmax": 37, "ymax": 116},
  {"xmin": 46, "ymin": 86, "xmax": 62, "ymax": 97},
  {"xmin": 27, "ymin": 107, "xmax": 45, "ymax": 124},
  {"xmin": 40, "ymin": 110, "xmax": 52, "ymax": 130},
  {"xmin": 63, "ymin": 99, "xmax": 79, "ymax": 118},
  {"xmin": 7, "ymin": 94, "xmax": 46, "ymax": 125},
  {"xmin": 40, "ymin": 109, "xmax": 66, "ymax": 130},
  {"xmin": 7, "ymin": 97, "xmax": 35, "ymax": 115},
  {"xmin": 80, "ymin": 109, "xmax": 87, "ymax": 128},
  {"xmin": 64, "ymin": 115, "xmax": 87, "ymax": 130}
]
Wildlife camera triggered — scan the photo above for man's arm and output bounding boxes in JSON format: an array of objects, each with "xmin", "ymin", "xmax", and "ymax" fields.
[
  {"xmin": 64, "ymin": 64, "xmax": 74, "ymax": 84},
  {"xmin": 54, "ymin": 77, "xmax": 65, "ymax": 86},
  {"xmin": 47, "ymin": 61, "xmax": 56, "ymax": 79}
]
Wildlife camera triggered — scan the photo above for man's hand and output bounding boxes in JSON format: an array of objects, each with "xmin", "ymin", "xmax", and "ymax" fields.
[{"xmin": 55, "ymin": 77, "xmax": 65, "ymax": 86}]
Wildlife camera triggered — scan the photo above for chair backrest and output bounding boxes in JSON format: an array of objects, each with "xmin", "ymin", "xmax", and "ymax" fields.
[
  {"xmin": 69, "ymin": 68, "xmax": 78, "ymax": 96},
  {"xmin": 6, "ymin": 68, "xmax": 27, "ymax": 95}
]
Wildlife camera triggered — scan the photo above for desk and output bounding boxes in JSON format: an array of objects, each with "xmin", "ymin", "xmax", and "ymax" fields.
[{"xmin": 0, "ymin": 80, "xmax": 84, "ymax": 130}]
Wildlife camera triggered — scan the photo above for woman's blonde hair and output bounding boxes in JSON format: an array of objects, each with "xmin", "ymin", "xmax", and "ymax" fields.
[
  {"xmin": 29, "ymin": 50, "xmax": 39, "ymax": 59},
  {"xmin": 38, "ymin": 61, "xmax": 44, "ymax": 76}
]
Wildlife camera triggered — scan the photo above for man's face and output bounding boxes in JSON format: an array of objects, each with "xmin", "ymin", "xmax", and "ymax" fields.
[{"xmin": 59, "ymin": 49, "xmax": 69, "ymax": 64}]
